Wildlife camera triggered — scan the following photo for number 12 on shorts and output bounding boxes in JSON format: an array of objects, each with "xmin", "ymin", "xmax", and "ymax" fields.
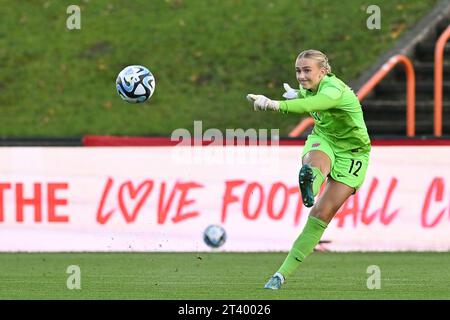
[{"xmin": 349, "ymin": 159, "xmax": 362, "ymax": 176}]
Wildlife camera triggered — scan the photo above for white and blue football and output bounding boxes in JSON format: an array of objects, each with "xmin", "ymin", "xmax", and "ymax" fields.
[
  {"xmin": 116, "ymin": 65, "xmax": 155, "ymax": 103},
  {"xmin": 203, "ymin": 225, "xmax": 227, "ymax": 248}
]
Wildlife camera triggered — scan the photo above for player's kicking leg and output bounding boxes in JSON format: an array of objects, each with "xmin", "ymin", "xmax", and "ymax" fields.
[
  {"xmin": 299, "ymin": 150, "xmax": 330, "ymax": 207},
  {"xmin": 263, "ymin": 179, "xmax": 353, "ymax": 289},
  {"xmin": 298, "ymin": 164, "xmax": 315, "ymax": 207}
]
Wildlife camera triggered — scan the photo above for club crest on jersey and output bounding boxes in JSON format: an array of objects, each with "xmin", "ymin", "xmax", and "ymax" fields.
[{"xmin": 311, "ymin": 112, "xmax": 321, "ymax": 121}]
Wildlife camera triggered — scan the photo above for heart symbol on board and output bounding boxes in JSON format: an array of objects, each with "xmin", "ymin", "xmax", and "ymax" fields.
[{"xmin": 118, "ymin": 180, "xmax": 154, "ymax": 223}]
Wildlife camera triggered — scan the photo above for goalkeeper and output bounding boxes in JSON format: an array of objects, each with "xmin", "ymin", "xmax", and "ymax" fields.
[{"xmin": 247, "ymin": 49, "xmax": 371, "ymax": 290}]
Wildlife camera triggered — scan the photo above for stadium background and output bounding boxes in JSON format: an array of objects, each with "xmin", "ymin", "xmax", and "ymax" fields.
[{"xmin": 1, "ymin": 0, "xmax": 450, "ymax": 300}]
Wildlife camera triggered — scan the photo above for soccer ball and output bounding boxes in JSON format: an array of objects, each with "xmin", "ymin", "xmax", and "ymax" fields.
[
  {"xmin": 203, "ymin": 225, "xmax": 227, "ymax": 248},
  {"xmin": 116, "ymin": 65, "xmax": 155, "ymax": 103}
]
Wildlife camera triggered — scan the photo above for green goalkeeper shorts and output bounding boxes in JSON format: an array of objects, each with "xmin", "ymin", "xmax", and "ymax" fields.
[{"xmin": 301, "ymin": 134, "xmax": 370, "ymax": 191}]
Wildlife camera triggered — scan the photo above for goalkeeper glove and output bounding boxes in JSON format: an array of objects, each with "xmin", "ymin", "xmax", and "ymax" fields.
[
  {"xmin": 246, "ymin": 94, "xmax": 280, "ymax": 111},
  {"xmin": 282, "ymin": 83, "xmax": 298, "ymax": 100}
]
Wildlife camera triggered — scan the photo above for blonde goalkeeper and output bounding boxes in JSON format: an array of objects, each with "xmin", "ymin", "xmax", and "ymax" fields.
[{"xmin": 247, "ymin": 49, "xmax": 371, "ymax": 290}]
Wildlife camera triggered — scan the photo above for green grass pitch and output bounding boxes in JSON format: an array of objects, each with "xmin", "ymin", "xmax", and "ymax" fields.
[
  {"xmin": 0, "ymin": 252, "xmax": 449, "ymax": 299},
  {"xmin": 0, "ymin": 0, "xmax": 437, "ymax": 137}
]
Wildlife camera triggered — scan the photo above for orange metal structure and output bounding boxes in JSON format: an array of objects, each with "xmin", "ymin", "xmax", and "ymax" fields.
[
  {"xmin": 434, "ymin": 26, "xmax": 450, "ymax": 137},
  {"xmin": 288, "ymin": 54, "xmax": 416, "ymax": 137}
]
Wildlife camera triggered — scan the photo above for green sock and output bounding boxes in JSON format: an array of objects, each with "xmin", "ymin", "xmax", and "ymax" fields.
[
  {"xmin": 311, "ymin": 167, "xmax": 325, "ymax": 196},
  {"xmin": 277, "ymin": 216, "xmax": 328, "ymax": 279}
]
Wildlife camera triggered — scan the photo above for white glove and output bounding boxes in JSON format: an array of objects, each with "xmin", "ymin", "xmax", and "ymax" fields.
[
  {"xmin": 282, "ymin": 83, "xmax": 298, "ymax": 100},
  {"xmin": 246, "ymin": 94, "xmax": 280, "ymax": 111}
]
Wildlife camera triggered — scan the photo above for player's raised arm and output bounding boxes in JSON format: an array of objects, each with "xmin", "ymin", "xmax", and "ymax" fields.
[
  {"xmin": 278, "ymin": 86, "xmax": 343, "ymax": 113},
  {"xmin": 246, "ymin": 86, "xmax": 342, "ymax": 114}
]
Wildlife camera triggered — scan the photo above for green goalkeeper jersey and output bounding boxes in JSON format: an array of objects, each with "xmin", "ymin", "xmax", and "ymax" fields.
[{"xmin": 279, "ymin": 73, "xmax": 371, "ymax": 154}]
